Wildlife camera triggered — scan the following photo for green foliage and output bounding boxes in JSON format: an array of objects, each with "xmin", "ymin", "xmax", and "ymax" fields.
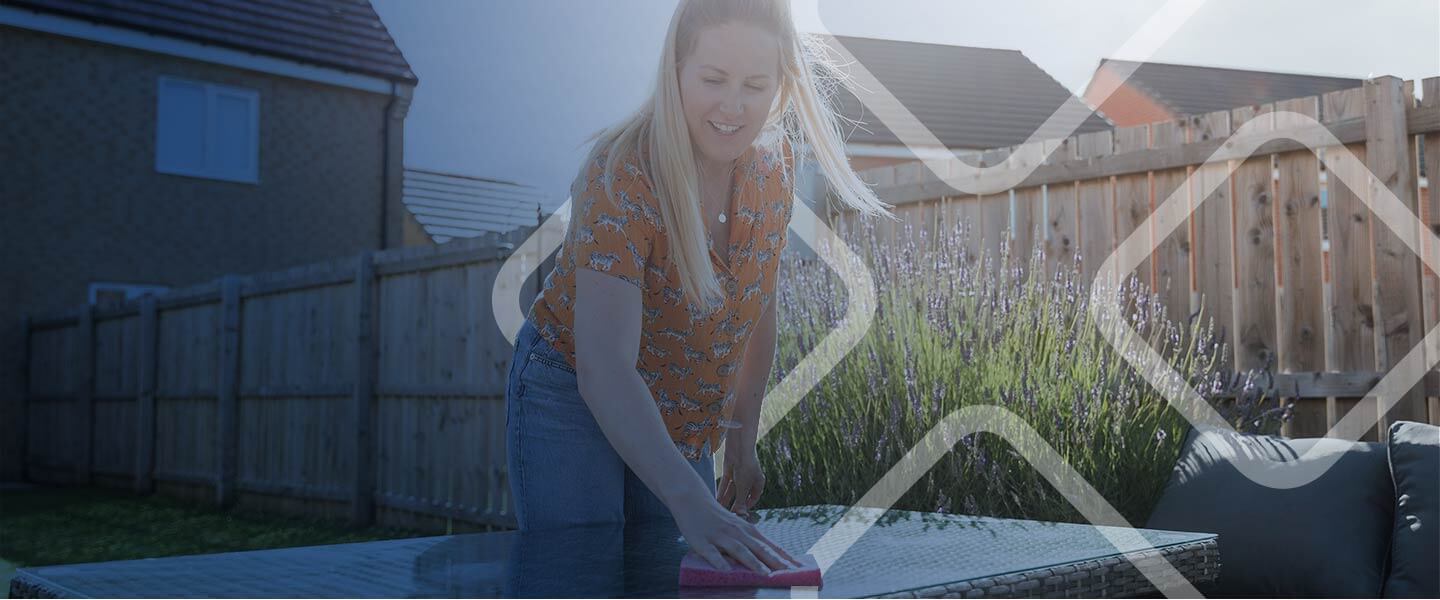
[
  {"xmin": 753, "ymin": 220, "xmax": 1285, "ymax": 525},
  {"xmin": 0, "ymin": 486, "xmax": 426, "ymax": 567}
]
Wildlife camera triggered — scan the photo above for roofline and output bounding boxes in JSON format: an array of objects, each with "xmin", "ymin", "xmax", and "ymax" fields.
[
  {"xmin": 1097, "ymin": 57, "xmax": 1366, "ymax": 83},
  {"xmin": 846, "ymin": 142, "xmax": 984, "ymax": 158},
  {"xmin": 824, "ymin": 33, "xmax": 1023, "ymax": 55},
  {"xmin": 1082, "ymin": 61, "xmax": 1180, "ymax": 118},
  {"xmin": 404, "ymin": 166, "xmax": 536, "ymax": 189},
  {"xmin": 0, "ymin": 4, "xmax": 408, "ymax": 95}
]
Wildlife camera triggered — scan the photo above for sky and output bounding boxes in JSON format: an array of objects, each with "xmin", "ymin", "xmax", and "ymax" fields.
[{"xmin": 370, "ymin": 0, "xmax": 1439, "ymax": 207}]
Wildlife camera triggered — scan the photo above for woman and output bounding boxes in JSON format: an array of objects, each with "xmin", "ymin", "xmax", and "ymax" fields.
[{"xmin": 505, "ymin": 0, "xmax": 892, "ymax": 575}]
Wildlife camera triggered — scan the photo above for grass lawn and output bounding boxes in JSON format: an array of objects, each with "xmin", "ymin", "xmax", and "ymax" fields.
[{"xmin": 1, "ymin": 483, "xmax": 434, "ymax": 596}]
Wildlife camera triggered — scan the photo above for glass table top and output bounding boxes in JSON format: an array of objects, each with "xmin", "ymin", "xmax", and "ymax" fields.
[{"xmin": 12, "ymin": 504, "xmax": 1216, "ymax": 598}]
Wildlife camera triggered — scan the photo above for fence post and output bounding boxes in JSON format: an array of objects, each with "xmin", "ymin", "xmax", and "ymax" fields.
[
  {"xmin": 78, "ymin": 303, "xmax": 94, "ymax": 485},
  {"xmin": 134, "ymin": 295, "xmax": 157, "ymax": 494},
  {"xmin": 1363, "ymin": 76, "xmax": 1428, "ymax": 430},
  {"xmin": 19, "ymin": 315, "xmax": 31, "ymax": 483},
  {"xmin": 350, "ymin": 252, "xmax": 377, "ymax": 526},
  {"xmin": 216, "ymin": 276, "xmax": 242, "ymax": 508}
]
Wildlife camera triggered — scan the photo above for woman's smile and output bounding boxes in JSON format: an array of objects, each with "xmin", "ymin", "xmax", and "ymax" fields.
[{"xmin": 708, "ymin": 120, "xmax": 743, "ymax": 135}]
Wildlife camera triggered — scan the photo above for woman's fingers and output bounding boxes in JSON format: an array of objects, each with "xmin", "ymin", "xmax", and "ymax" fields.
[
  {"xmin": 696, "ymin": 543, "xmax": 730, "ymax": 571},
  {"xmin": 741, "ymin": 530, "xmax": 797, "ymax": 572},
  {"xmin": 717, "ymin": 462, "xmax": 737, "ymax": 502},
  {"xmin": 727, "ymin": 480, "xmax": 751, "ymax": 514},
  {"xmin": 717, "ymin": 538, "xmax": 771, "ymax": 575},
  {"xmin": 717, "ymin": 475, "xmax": 735, "ymax": 507}
]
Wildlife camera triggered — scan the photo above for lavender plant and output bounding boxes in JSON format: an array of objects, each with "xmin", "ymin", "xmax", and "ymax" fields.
[{"xmin": 756, "ymin": 217, "xmax": 1286, "ymax": 525}]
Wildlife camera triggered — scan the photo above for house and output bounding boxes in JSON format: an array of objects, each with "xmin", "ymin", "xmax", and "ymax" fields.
[
  {"xmin": 0, "ymin": 0, "xmax": 418, "ymax": 481},
  {"xmin": 402, "ymin": 168, "xmax": 551, "ymax": 245},
  {"xmin": 824, "ymin": 35, "xmax": 1114, "ymax": 171},
  {"xmin": 795, "ymin": 35, "xmax": 1114, "ymax": 252},
  {"xmin": 1082, "ymin": 59, "xmax": 1363, "ymax": 127}
]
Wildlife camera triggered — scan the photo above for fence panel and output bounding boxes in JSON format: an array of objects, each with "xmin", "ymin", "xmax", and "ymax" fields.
[
  {"xmin": 1152, "ymin": 119, "xmax": 1193, "ymax": 329},
  {"xmin": 1188, "ymin": 110, "xmax": 1236, "ymax": 355},
  {"xmin": 1044, "ymin": 138, "xmax": 1080, "ymax": 277},
  {"xmin": 1229, "ymin": 104, "xmax": 1280, "ymax": 375},
  {"xmin": 1363, "ymin": 78, "xmax": 1429, "ymax": 430},
  {"xmin": 1076, "ymin": 130, "xmax": 1115, "ymax": 286},
  {"xmin": 1271, "ymin": 96, "xmax": 1328, "ymax": 436},
  {"xmin": 1422, "ymin": 78, "xmax": 1440, "ymax": 424},
  {"xmin": 1320, "ymin": 86, "xmax": 1382, "ymax": 440}
]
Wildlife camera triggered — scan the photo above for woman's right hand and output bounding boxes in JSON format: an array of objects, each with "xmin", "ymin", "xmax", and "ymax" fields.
[{"xmin": 673, "ymin": 492, "xmax": 802, "ymax": 574}]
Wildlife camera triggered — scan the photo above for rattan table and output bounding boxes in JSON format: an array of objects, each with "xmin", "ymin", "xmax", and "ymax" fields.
[{"xmin": 9, "ymin": 504, "xmax": 1217, "ymax": 598}]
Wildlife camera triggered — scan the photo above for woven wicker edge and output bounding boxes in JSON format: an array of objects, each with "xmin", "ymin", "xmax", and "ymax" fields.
[
  {"xmin": 9, "ymin": 572, "xmax": 66, "ymax": 599},
  {"xmin": 868, "ymin": 538, "xmax": 1219, "ymax": 599}
]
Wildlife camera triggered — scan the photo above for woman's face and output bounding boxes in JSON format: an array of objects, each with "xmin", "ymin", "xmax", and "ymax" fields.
[{"xmin": 678, "ymin": 22, "xmax": 781, "ymax": 170}]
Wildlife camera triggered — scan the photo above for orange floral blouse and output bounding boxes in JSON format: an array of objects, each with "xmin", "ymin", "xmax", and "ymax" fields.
[{"xmin": 526, "ymin": 129, "xmax": 795, "ymax": 460}]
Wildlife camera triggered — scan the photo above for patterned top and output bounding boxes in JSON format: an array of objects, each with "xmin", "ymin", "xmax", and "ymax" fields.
[{"xmin": 526, "ymin": 128, "xmax": 795, "ymax": 460}]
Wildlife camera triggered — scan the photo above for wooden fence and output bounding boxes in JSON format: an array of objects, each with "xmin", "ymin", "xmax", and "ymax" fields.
[
  {"xmin": 22, "ymin": 225, "xmax": 556, "ymax": 532},
  {"xmin": 837, "ymin": 76, "xmax": 1440, "ymax": 439}
]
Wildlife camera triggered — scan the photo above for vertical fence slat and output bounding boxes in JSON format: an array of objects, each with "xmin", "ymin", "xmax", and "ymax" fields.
[
  {"xmin": 1189, "ymin": 110, "xmax": 1235, "ymax": 357},
  {"xmin": 1151, "ymin": 119, "xmax": 1192, "ymax": 333},
  {"xmin": 134, "ymin": 296, "xmax": 157, "ymax": 493},
  {"xmin": 1274, "ymin": 96, "xmax": 1327, "ymax": 436},
  {"xmin": 1014, "ymin": 184, "xmax": 1040, "ymax": 268},
  {"xmin": 980, "ymin": 147, "xmax": 1013, "ymax": 262},
  {"xmin": 216, "ymin": 275, "xmax": 242, "ymax": 507},
  {"xmin": 958, "ymin": 195, "xmax": 983, "ymax": 264},
  {"xmin": 1076, "ymin": 130, "xmax": 1114, "ymax": 286},
  {"xmin": 78, "ymin": 304, "xmax": 94, "ymax": 484},
  {"xmin": 351, "ymin": 252, "xmax": 377, "ymax": 525},
  {"xmin": 1113, "ymin": 124, "xmax": 1154, "ymax": 305},
  {"xmin": 1422, "ymin": 77, "xmax": 1440, "ymax": 425},
  {"xmin": 1230, "ymin": 104, "xmax": 1280, "ymax": 375},
  {"xmin": 1322, "ymin": 86, "xmax": 1379, "ymax": 439},
  {"xmin": 1043, "ymin": 137, "xmax": 1079, "ymax": 277},
  {"xmin": 982, "ymin": 192, "xmax": 1009, "ymax": 262},
  {"xmin": 1363, "ymin": 77, "xmax": 1428, "ymax": 430}
]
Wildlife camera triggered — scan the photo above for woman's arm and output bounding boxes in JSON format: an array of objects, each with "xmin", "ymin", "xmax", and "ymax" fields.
[
  {"xmin": 727, "ymin": 296, "xmax": 777, "ymax": 453},
  {"xmin": 573, "ymin": 268, "xmax": 714, "ymax": 508},
  {"xmin": 576, "ymin": 268, "xmax": 797, "ymax": 574}
]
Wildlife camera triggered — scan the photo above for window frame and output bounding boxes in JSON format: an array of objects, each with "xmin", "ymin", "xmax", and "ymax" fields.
[{"xmin": 155, "ymin": 75, "xmax": 260, "ymax": 184}]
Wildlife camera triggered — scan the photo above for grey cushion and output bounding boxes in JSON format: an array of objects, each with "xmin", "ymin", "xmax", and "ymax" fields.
[
  {"xmin": 1145, "ymin": 426, "xmax": 1393, "ymax": 597},
  {"xmin": 1383, "ymin": 420, "xmax": 1439, "ymax": 598}
]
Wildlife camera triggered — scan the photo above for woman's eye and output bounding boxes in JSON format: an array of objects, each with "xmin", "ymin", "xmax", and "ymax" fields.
[{"xmin": 702, "ymin": 78, "xmax": 765, "ymax": 91}]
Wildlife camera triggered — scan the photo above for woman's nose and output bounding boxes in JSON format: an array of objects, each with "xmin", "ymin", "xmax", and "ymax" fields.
[{"xmin": 718, "ymin": 96, "xmax": 743, "ymax": 119}]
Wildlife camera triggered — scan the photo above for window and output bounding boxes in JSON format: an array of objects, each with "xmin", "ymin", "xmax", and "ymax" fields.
[
  {"xmin": 156, "ymin": 76, "xmax": 259, "ymax": 183},
  {"xmin": 89, "ymin": 282, "xmax": 170, "ymax": 308}
]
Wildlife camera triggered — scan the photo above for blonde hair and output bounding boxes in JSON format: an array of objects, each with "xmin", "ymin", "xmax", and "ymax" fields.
[{"xmin": 573, "ymin": 0, "xmax": 893, "ymax": 309}]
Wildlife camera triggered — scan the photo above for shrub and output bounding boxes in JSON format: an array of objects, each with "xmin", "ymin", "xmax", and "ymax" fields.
[{"xmin": 754, "ymin": 218, "xmax": 1288, "ymax": 525}]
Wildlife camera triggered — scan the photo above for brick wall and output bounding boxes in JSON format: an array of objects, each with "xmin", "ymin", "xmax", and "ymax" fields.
[{"xmin": 0, "ymin": 26, "xmax": 413, "ymax": 481}]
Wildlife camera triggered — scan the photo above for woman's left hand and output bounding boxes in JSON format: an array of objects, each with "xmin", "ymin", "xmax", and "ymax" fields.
[{"xmin": 717, "ymin": 440, "xmax": 766, "ymax": 516}]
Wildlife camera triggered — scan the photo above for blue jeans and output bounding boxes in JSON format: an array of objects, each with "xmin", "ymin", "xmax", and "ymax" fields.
[{"xmin": 506, "ymin": 318, "xmax": 716, "ymax": 532}]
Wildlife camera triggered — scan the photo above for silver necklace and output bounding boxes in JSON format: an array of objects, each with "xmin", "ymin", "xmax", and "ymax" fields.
[{"xmin": 702, "ymin": 163, "xmax": 736, "ymax": 223}]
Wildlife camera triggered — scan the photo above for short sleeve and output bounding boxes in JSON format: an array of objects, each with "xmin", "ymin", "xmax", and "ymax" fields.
[{"xmin": 568, "ymin": 153, "xmax": 657, "ymax": 290}]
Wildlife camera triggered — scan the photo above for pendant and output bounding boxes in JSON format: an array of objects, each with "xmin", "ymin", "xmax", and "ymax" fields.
[{"xmin": 718, "ymin": 212, "xmax": 727, "ymax": 223}]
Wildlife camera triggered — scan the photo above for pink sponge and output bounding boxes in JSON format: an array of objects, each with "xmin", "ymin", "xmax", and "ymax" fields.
[{"xmin": 678, "ymin": 550, "xmax": 822, "ymax": 588}]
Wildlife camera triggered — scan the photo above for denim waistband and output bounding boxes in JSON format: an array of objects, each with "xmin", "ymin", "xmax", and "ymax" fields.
[{"xmin": 517, "ymin": 318, "xmax": 575, "ymax": 374}]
